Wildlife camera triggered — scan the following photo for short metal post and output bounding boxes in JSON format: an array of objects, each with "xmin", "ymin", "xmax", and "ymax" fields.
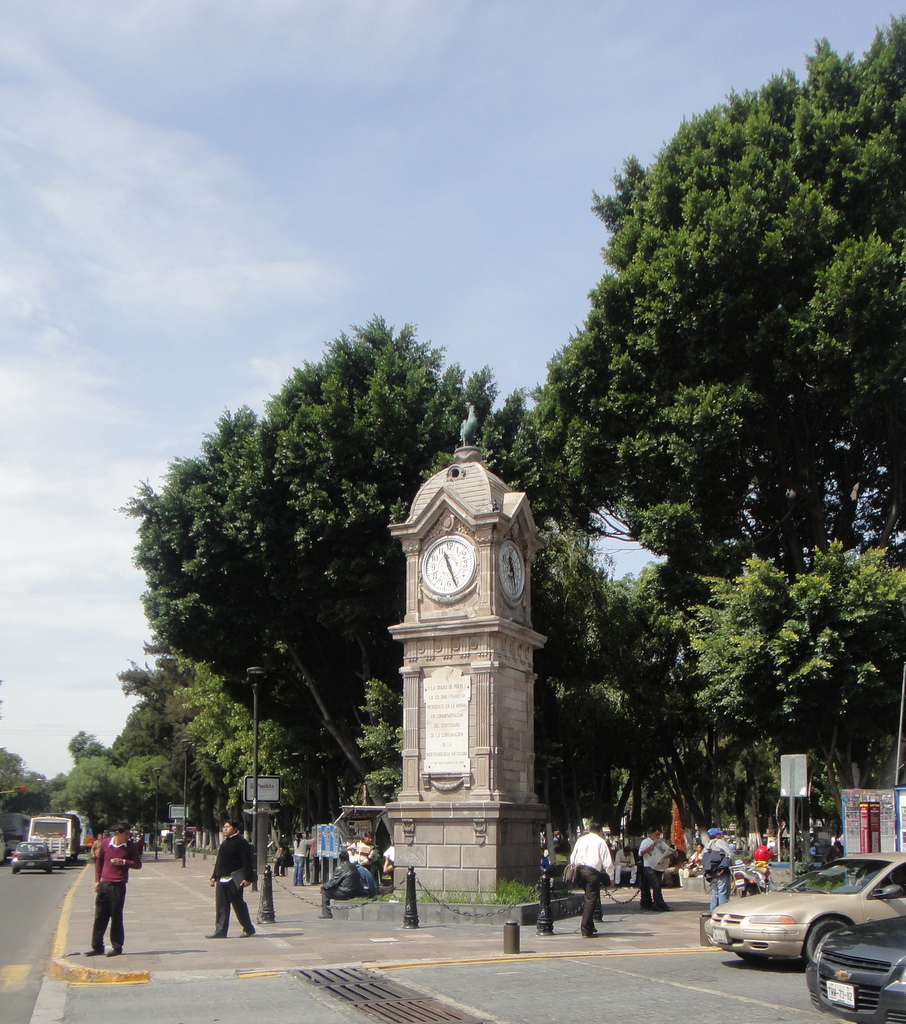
[
  {"xmin": 258, "ymin": 864, "xmax": 276, "ymax": 924},
  {"xmin": 503, "ymin": 921, "xmax": 520, "ymax": 954},
  {"xmin": 536, "ymin": 867, "xmax": 554, "ymax": 935},
  {"xmin": 403, "ymin": 866, "xmax": 419, "ymax": 929}
]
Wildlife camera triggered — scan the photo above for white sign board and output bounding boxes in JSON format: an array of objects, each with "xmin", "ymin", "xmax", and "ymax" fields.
[
  {"xmin": 169, "ymin": 804, "xmax": 187, "ymax": 820},
  {"xmin": 780, "ymin": 754, "xmax": 808, "ymax": 797},
  {"xmin": 242, "ymin": 775, "xmax": 282, "ymax": 803},
  {"xmin": 423, "ymin": 666, "xmax": 470, "ymax": 774}
]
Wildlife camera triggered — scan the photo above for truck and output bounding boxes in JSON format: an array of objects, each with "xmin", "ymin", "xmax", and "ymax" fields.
[
  {"xmin": 0, "ymin": 812, "xmax": 30, "ymax": 861},
  {"xmin": 28, "ymin": 813, "xmax": 81, "ymax": 867}
]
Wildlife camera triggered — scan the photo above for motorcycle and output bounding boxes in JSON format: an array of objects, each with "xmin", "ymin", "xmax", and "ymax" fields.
[{"xmin": 733, "ymin": 858, "xmax": 770, "ymax": 897}]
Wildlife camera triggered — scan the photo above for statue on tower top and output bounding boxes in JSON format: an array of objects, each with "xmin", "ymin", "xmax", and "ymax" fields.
[{"xmin": 459, "ymin": 404, "xmax": 479, "ymax": 449}]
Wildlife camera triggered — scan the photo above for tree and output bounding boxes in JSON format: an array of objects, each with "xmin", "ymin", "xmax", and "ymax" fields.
[
  {"xmin": 536, "ymin": 19, "xmax": 906, "ymax": 578},
  {"xmin": 690, "ymin": 544, "xmax": 906, "ymax": 803},
  {"xmin": 61, "ymin": 756, "xmax": 137, "ymax": 834},
  {"xmin": 125, "ymin": 317, "xmax": 508, "ymax": 803},
  {"xmin": 530, "ymin": 531, "xmax": 724, "ymax": 835},
  {"xmin": 68, "ymin": 732, "xmax": 111, "ymax": 764},
  {"xmin": 0, "ymin": 748, "xmax": 25, "ymax": 793}
]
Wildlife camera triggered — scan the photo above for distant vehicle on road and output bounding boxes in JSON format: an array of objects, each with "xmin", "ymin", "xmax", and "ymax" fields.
[
  {"xmin": 0, "ymin": 813, "xmax": 30, "ymax": 860},
  {"xmin": 65, "ymin": 811, "xmax": 91, "ymax": 853},
  {"xmin": 11, "ymin": 841, "xmax": 55, "ymax": 874},
  {"xmin": 28, "ymin": 814, "xmax": 81, "ymax": 868},
  {"xmin": 806, "ymin": 916, "xmax": 906, "ymax": 1022},
  {"xmin": 706, "ymin": 854, "xmax": 906, "ymax": 962}
]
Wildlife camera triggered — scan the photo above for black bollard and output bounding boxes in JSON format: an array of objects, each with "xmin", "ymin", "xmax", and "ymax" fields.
[
  {"xmin": 536, "ymin": 867, "xmax": 554, "ymax": 935},
  {"xmin": 403, "ymin": 866, "xmax": 419, "ymax": 929},
  {"xmin": 258, "ymin": 864, "xmax": 276, "ymax": 924}
]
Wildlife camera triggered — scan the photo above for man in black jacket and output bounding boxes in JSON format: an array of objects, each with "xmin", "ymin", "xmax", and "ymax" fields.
[
  {"xmin": 320, "ymin": 850, "xmax": 363, "ymax": 918},
  {"xmin": 207, "ymin": 820, "xmax": 256, "ymax": 938}
]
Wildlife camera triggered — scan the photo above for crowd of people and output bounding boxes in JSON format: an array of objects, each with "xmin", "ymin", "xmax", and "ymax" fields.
[
  {"xmin": 561, "ymin": 822, "xmax": 788, "ymax": 925},
  {"xmin": 82, "ymin": 812, "xmax": 844, "ymax": 954}
]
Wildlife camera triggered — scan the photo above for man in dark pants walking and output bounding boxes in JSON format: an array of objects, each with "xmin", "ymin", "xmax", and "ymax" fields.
[
  {"xmin": 86, "ymin": 822, "xmax": 143, "ymax": 957},
  {"xmin": 567, "ymin": 823, "xmax": 614, "ymax": 938},
  {"xmin": 207, "ymin": 820, "xmax": 256, "ymax": 938}
]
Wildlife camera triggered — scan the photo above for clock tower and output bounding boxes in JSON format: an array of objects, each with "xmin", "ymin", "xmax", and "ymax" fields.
[{"xmin": 386, "ymin": 443, "xmax": 547, "ymax": 891}]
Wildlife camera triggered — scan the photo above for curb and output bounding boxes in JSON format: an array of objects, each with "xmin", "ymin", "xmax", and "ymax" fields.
[{"xmin": 48, "ymin": 958, "xmax": 151, "ymax": 985}]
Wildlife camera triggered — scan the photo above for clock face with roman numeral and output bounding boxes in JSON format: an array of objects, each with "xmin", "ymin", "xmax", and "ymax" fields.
[
  {"xmin": 498, "ymin": 539, "xmax": 525, "ymax": 600},
  {"xmin": 421, "ymin": 536, "xmax": 477, "ymax": 595}
]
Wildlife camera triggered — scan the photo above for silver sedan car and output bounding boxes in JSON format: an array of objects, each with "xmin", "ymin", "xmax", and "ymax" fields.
[{"xmin": 705, "ymin": 854, "xmax": 906, "ymax": 962}]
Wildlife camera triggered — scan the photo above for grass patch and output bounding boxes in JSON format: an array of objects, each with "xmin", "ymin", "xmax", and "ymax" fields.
[{"xmin": 382, "ymin": 878, "xmax": 573, "ymax": 905}]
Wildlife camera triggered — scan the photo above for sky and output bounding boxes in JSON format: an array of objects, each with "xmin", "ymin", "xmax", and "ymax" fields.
[{"xmin": 0, "ymin": 1, "xmax": 899, "ymax": 779}]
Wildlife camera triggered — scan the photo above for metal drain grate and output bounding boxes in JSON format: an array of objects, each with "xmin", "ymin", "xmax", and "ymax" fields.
[{"xmin": 300, "ymin": 967, "xmax": 487, "ymax": 1023}]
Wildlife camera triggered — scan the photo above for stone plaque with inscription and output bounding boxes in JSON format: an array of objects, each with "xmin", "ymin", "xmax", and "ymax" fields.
[{"xmin": 423, "ymin": 667, "xmax": 470, "ymax": 774}]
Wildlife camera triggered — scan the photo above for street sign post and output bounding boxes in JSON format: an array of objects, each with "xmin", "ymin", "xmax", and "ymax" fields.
[
  {"xmin": 780, "ymin": 754, "xmax": 808, "ymax": 881},
  {"xmin": 243, "ymin": 775, "xmax": 282, "ymax": 803}
]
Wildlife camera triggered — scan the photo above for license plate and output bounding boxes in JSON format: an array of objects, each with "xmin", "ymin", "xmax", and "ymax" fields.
[
  {"xmin": 826, "ymin": 982, "xmax": 856, "ymax": 1008},
  {"xmin": 711, "ymin": 926, "xmax": 729, "ymax": 944}
]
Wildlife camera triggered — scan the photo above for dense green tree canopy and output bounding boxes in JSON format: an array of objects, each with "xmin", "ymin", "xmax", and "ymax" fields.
[
  {"xmin": 691, "ymin": 544, "xmax": 906, "ymax": 798},
  {"xmin": 126, "ymin": 318, "xmax": 516, "ymax": 794},
  {"xmin": 537, "ymin": 19, "xmax": 906, "ymax": 577}
]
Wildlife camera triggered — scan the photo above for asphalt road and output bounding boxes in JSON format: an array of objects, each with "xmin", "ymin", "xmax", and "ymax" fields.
[
  {"xmin": 39, "ymin": 949, "xmax": 827, "ymax": 1024},
  {"xmin": 0, "ymin": 859, "xmax": 80, "ymax": 1024}
]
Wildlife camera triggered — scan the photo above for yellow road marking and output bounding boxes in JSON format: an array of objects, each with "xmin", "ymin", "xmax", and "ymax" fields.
[
  {"xmin": 52, "ymin": 862, "xmax": 91, "ymax": 959},
  {"xmin": 0, "ymin": 965, "xmax": 31, "ymax": 991}
]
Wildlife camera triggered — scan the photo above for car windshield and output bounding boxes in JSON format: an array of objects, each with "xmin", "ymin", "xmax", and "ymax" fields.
[
  {"xmin": 783, "ymin": 858, "xmax": 891, "ymax": 895},
  {"xmin": 18, "ymin": 844, "xmax": 43, "ymax": 854}
]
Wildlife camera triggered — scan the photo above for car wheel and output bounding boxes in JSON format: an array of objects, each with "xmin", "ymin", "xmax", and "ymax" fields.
[
  {"xmin": 804, "ymin": 917, "xmax": 850, "ymax": 961},
  {"xmin": 11, "ymin": 866, "xmax": 18, "ymax": 874}
]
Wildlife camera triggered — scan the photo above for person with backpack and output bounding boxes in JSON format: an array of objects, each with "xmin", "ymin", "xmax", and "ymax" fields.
[{"xmin": 702, "ymin": 827, "xmax": 734, "ymax": 910}]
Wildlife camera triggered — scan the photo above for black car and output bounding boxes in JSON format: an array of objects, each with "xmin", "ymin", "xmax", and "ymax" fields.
[
  {"xmin": 806, "ymin": 916, "xmax": 906, "ymax": 1022},
  {"xmin": 10, "ymin": 841, "xmax": 55, "ymax": 874}
]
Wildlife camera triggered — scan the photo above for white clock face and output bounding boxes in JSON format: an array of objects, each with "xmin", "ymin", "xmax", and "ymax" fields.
[
  {"xmin": 421, "ymin": 536, "xmax": 477, "ymax": 595},
  {"xmin": 498, "ymin": 540, "xmax": 525, "ymax": 600}
]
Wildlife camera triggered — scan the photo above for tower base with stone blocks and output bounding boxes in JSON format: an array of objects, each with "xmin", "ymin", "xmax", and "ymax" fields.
[{"xmin": 387, "ymin": 799, "xmax": 545, "ymax": 892}]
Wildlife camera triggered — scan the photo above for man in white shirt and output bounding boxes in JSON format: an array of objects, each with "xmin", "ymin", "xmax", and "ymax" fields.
[
  {"xmin": 568, "ymin": 823, "xmax": 614, "ymax": 938},
  {"xmin": 638, "ymin": 827, "xmax": 671, "ymax": 912},
  {"xmin": 613, "ymin": 845, "xmax": 637, "ymax": 886}
]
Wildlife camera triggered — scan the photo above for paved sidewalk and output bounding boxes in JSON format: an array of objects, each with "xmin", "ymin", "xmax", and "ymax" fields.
[{"xmin": 50, "ymin": 855, "xmax": 717, "ymax": 984}]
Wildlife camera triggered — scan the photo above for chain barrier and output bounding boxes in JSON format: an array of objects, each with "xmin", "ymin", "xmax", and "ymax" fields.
[
  {"xmin": 270, "ymin": 868, "xmax": 643, "ymax": 918},
  {"xmin": 601, "ymin": 885, "xmax": 642, "ymax": 906},
  {"xmin": 413, "ymin": 875, "xmax": 544, "ymax": 918}
]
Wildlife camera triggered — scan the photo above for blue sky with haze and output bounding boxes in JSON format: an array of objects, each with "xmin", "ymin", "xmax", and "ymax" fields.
[{"xmin": 0, "ymin": 2, "xmax": 897, "ymax": 777}]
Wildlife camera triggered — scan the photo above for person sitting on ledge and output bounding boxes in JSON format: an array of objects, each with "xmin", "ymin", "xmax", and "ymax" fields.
[{"xmin": 320, "ymin": 850, "xmax": 362, "ymax": 918}]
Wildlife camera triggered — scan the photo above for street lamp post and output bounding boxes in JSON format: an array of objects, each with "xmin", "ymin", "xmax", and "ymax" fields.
[
  {"xmin": 181, "ymin": 739, "xmax": 191, "ymax": 869},
  {"xmin": 140, "ymin": 780, "xmax": 148, "ymax": 842},
  {"xmin": 247, "ymin": 667, "xmax": 266, "ymax": 881},
  {"xmin": 897, "ymin": 662, "xmax": 906, "ymax": 786},
  {"xmin": 152, "ymin": 768, "xmax": 162, "ymax": 862}
]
